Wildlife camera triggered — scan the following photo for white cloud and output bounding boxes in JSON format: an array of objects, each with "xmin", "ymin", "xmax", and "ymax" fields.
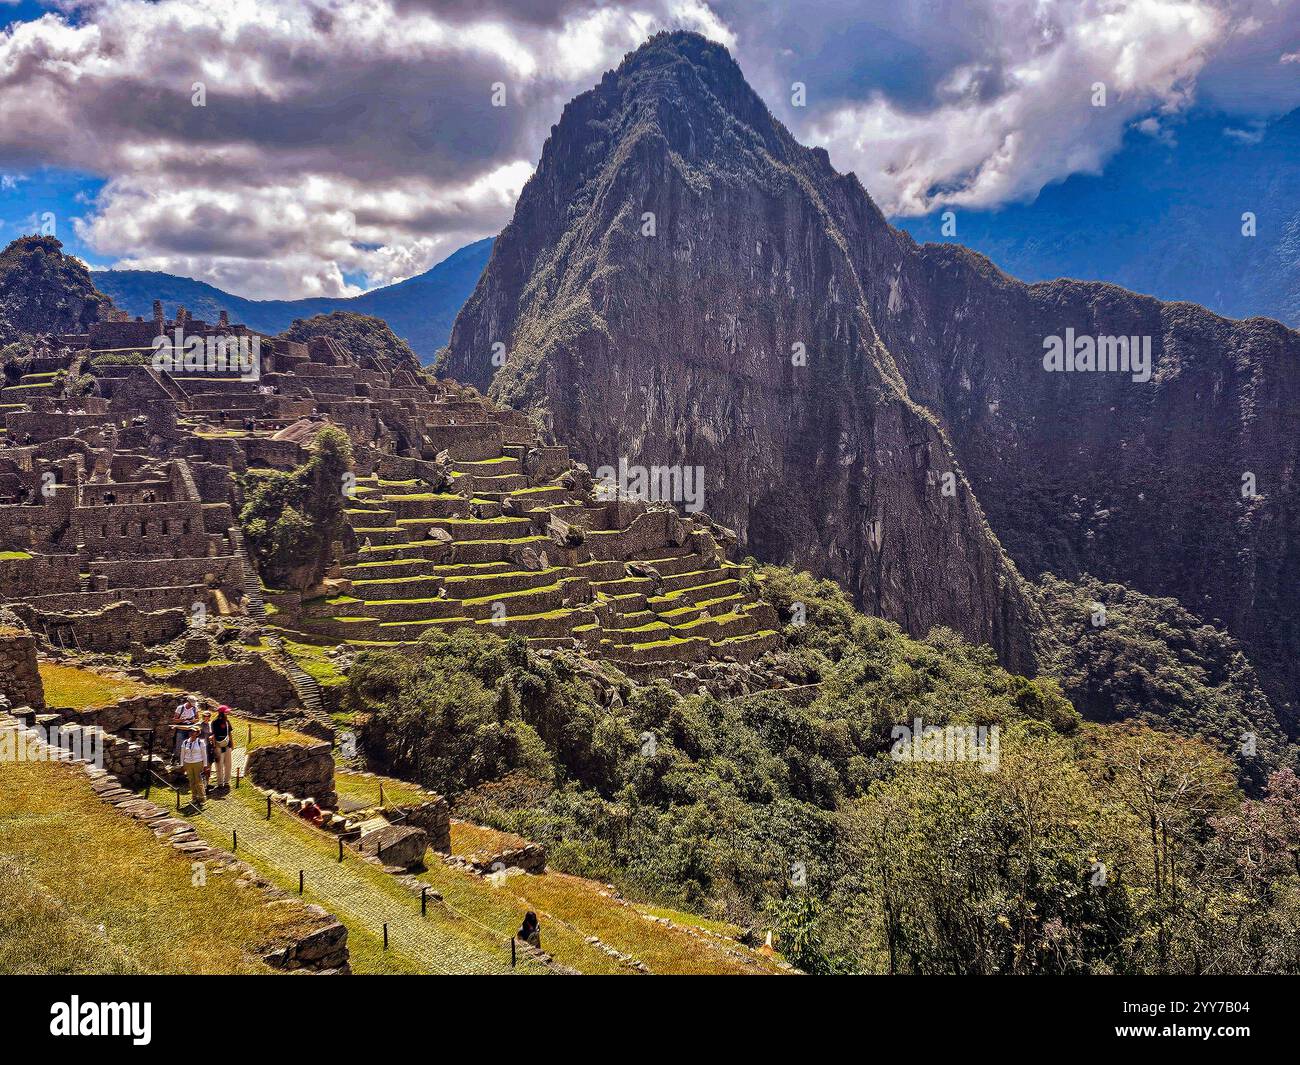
[{"xmin": 1, "ymin": 0, "xmax": 1297, "ymax": 292}]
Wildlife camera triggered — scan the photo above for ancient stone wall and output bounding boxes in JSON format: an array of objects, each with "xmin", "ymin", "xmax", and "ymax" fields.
[
  {"xmin": 0, "ymin": 554, "xmax": 81, "ymax": 597},
  {"xmin": 246, "ymin": 741, "xmax": 337, "ymax": 807},
  {"xmin": 34, "ymin": 603, "xmax": 187, "ymax": 652},
  {"xmin": 149, "ymin": 657, "xmax": 299, "ymax": 715},
  {"xmin": 0, "ymin": 624, "xmax": 44, "ymax": 708},
  {"xmin": 395, "ymin": 799, "xmax": 451, "ymax": 853},
  {"xmin": 89, "ymin": 554, "xmax": 243, "ymax": 592}
]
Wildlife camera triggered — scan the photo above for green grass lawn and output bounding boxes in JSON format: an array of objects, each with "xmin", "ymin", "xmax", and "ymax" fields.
[
  {"xmin": 38, "ymin": 662, "xmax": 160, "ymax": 710},
  {"xmin": 0, "ymin": 759, "xmax": 317, "ymax": 974}
]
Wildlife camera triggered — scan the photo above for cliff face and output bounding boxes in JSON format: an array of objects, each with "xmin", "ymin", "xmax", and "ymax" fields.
[
  {"xmin": 871, "ymin": 246, "xmax": 1300, "ymax": 726},
  {"xmin": 441, "ymin": 31, "xmax": 1300, "ymax": 715}
]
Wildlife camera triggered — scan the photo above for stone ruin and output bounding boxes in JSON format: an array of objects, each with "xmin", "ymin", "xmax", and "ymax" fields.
[{"xmin": 0, "ymin": 303, "xmax": 788, "ymax": 698}]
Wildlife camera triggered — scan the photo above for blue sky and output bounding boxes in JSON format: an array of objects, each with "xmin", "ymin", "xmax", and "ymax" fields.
[{"xmin": 1, "ymin": 0, "xmax": 1298, "ymax": 303}]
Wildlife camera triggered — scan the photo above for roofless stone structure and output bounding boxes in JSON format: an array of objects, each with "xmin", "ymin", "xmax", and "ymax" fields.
[{"xmin": 0, "ymin": 307, "xmax": 781, "ymax": 690}]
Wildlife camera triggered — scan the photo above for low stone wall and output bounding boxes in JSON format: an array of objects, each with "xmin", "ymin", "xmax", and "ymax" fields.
[
  {"xmin": 394, "ymin": 799, "xmax": 451, "ymax": 853},
  {"xmin": 246, "ymin": 741, "xmax": 337, "ymax": 807},
  {"xmin": 151, "ymin": 657, "xmax": 299, "ymax": 715},
  {"xmin": 57, "ymin": 691, "xmax": 183, "ymax": 735},
  {"xmin": 0, "ymin": 624, "xmax": 44, "ymax": 709},
  {"xmin": 356, "ymin": 823, "xmax": 428, "ymax": 870}
]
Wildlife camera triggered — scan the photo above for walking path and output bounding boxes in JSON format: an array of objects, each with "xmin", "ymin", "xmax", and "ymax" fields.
[{"xmin": 189, "ymin": 790, "xmax": 543, "ymax": 975}]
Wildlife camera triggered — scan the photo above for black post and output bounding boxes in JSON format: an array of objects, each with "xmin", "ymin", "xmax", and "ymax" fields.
[
  {"xmin": 232, "ymin": 829, "xmax": 237, "ymax": 852},
  {"xmin": 299, "ymin": 870, "xmax": 304, "ymax": 895},
  {"xmin": 266, "ymin": 795, "xmax": 272, "ymax": 820},
  {"xmin": 511, "ymin": 937, "xmax": 516, "ymax": 968},
  {"xmin": 235, "ymin": 768, "xmax": 241, "ymax": 789},
  {"xmin": 421, "ymin": 886, "xmax": 427, "ymax": 917},
  {"xmin": 383, "ymin": 923, "xmax": 388, "ymax": 951},
  {"xmin": 276, "ymin": 716, "xmax": 281, "ymax": 735},
  {"xmin": 338, "ymin": 837, "xmax": 344, "ymax": 862},
  {"xmin": 247, "ymin": 723, "xmax": 252, "ymax": 744},
  {"xmin": 176, "ymin": 787, "xmax": 181, "ymax": 811}
]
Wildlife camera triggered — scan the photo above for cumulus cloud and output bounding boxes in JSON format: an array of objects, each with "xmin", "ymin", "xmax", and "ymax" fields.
[
  {"xmin": 0, "ymin": 0, "xmax": 1297, "ymax": 293},
  {"xmin": 738, "ymin": 0, "xmax": 1300, "ymax": 214},
  {"xmin": 0, "ymin": 0, "xmax": 710, "ymax": 295}
]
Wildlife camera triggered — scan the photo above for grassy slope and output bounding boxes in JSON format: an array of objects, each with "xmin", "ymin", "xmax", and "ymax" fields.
[{"xmin": 0, "ymin": 759, "xmax": 316, "ymax": 974}]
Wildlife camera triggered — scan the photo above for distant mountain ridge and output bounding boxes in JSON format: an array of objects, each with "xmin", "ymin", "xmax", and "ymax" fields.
[
  {"xmin": 93, "ymin": 237, "xmax": 493, "ymax": 361},
  {"xmin": 897, "ymin": 108, "xmax": 1300, "ymax": 327}
]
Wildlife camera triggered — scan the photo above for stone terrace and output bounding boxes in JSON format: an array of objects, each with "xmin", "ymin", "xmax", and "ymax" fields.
[{"xmin": 1, "ymin": 307, "xmax": 782, "ymax": 685}]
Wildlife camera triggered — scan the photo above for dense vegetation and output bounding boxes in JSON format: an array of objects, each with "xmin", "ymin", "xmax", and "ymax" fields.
[
  {"xmin": 235, "ymin": 426, "xmax": 353, "ymax": 591},
  {"xmin": 1033, "ymin": 574, "xmax": 1295, "ymax": 791},
  {"xmin": 344, "ymin": 563, "xmax": 1300, "ymax": 973},
  {"xmin": 280, "ymin": 311, "xmax": 419, "ymax": 370},
  {"xmin": 0, "ymin": 236, "xmax": 112, "ymax": 342}
]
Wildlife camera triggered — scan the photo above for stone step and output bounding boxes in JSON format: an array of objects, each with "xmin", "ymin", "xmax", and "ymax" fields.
[
  {"xmin": 412, "ymin": 516, "xmax": 535, "ymax": 542},
  {"xmin": 440, "ymin": 567, "xmax": 562, "ymax": 601},
  {"xmin": 450, "ymin": 456, "xmax": 523, "ymax": 476},
  {"xmin": 648, "ymin": 578, "xmax": 742, "ymax": 609},
  {"xmin": 352, "ymin": 526, "xmax": 412, "ymax": 547}
]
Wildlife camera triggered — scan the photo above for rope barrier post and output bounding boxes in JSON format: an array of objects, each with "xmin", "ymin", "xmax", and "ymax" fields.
[
  {"xmin": 383, "ymin": 923, "xmax": 389, "ymax": 951},
  {"xmin": 247, "ymin": 723, "xmax": 252, "ymax": 745},
  {"xmin": 421, "ymin": 886, "xmax": 427, "ymax": 917},
  {"xmin": 299, "ymin": 870, "xmax": 304, "ymax": 895},
  {"xmin": 232, "ymin": 829, "xmax": 237, "ymax": 852},
  {"xmin": 175, "ymin": 786, "xmax": 181, "ymax": 811},
  {"xmin": 511, "ymin": 936, "xmax": 516, "ymax": 968},
  {"xmin": 266, "ymin": 794, "xmax": 272, "ymax": 820},
  {"xmin": 235, "ymin": 768, "xmax": 241, "ymax": 789},
  {"xmin": 338, "ymin": 837, "xmax": 344, "ymax": 863}
]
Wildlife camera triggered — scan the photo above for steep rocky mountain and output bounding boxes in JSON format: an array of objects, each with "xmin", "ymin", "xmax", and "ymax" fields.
[
  {"xmin": 0, "ymin": 236, "xmax": 112, "ymax": 343},
  {"xmin": 440, "ymin": 31, "xmax": 1300, "ymax": 726},
  {"xmin": 442, "ymin": 31, "xmax": 1035, "ymax": 674},
  {"xmin": 94, "ymin": 237, "xmax": 493, "ymax": 361}
]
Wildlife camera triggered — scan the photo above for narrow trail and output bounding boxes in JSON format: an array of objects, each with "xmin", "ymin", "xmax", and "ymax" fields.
[{"xmin": 189, "ymin": 793, "xmax": 541, "ymax": 975}]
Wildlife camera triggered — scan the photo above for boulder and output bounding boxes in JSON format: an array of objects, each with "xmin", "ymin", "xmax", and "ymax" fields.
[{"xmin": 357, "ymin": 824, "xmax": 428, "ymax": 870}]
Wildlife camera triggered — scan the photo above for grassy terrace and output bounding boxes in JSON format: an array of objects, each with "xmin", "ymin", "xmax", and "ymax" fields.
[
  {"xmin": 181, "ymin": 783, "xmax": 542, "ymax": 975},
  {"xmin": 38, "ymin": 661, "xmax": 159, "ymax": 709},
  {"xmin": 0, "ymin": 759, "xmax": 317, "ymax": 974}
]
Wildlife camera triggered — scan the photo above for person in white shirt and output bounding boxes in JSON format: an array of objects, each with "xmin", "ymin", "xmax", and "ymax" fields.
[
  {"xmin": 172, "ymin": 696, "xmax": 199, "ymax": 761},
  {"xmin": 180, "ymin": 728, "xmax": 208, "ymax": 806}
]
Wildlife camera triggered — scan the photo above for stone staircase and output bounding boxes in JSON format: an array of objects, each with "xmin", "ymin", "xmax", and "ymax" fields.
[
  {"xmin": 265, "ymin": 634, "xmax": 325, "ymax": 715},
  {"xmin": 229, "ymin": 525, "xmax": 268, "ymax": 623}
]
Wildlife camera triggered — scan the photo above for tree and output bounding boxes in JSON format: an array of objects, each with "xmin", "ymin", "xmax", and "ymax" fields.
[{"xmin": 236, "ymin": 426, "xmax": 353, "ymax": 590}]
